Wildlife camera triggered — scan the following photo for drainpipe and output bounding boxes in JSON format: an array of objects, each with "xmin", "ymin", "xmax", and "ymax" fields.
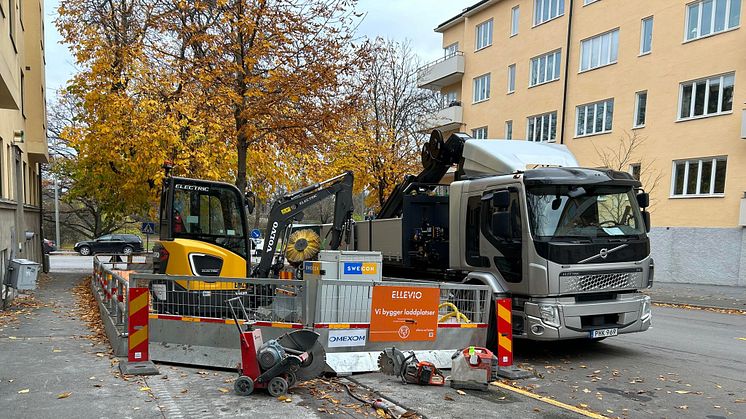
[
  {"xmin": 559, "ymin": 0, "xmax": 575, "ymax": 145},
  {"xmin": 13, "ymin": 144, "xmax": 25, "ymax": 260}
]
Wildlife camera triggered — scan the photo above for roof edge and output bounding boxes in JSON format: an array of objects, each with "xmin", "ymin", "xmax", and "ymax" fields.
[{"xmin": 435, "ymin": 0, "xmax": 499, "ymax": 33}]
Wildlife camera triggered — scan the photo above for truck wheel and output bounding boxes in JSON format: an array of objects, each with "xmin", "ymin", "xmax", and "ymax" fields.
[
  {"xmin": 267, "ymin": 377, "xmax": 288, "ymax": 397},
  {"xmin": 78, "ymin": 246, "xmax": 91, "ymax": 256},
  {"xmin": 234, "ymin": 376, "xmax": 254, "ymax": 396}
]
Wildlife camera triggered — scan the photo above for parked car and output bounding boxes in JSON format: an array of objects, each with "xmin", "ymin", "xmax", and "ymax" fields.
[
  {"xmin": 43, "ymin": 239, "xmax": 57, "ymax": 254},
  {"xmin": 74, "ymin": 234, "xmax": 144, "ymax": 256},
  {"xmin": 250, "ymin": 237, "xmax": 264, "ymax": 256}
]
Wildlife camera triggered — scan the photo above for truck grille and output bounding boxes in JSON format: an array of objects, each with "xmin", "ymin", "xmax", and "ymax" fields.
[{"xmin": 560, "ymin": 270, "xmax": 641, "ymax": 293}]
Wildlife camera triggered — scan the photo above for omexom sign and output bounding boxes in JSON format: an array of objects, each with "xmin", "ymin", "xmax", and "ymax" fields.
[{"xmin": 327, "ymin": 329, "xmax": 368, "ymax": 348}]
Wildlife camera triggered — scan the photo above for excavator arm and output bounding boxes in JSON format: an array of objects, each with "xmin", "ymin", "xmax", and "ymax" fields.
[{"xmin": 252, "ymin": 171, "xmax": 354, "ymax": 278}]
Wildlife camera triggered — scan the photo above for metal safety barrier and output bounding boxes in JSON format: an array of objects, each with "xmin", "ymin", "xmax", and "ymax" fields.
[{"xmin": 90, "ymin": 256, "xmax": 494, "ymax": 374}]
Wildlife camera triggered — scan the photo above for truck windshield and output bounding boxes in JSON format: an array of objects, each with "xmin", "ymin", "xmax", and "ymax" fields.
[
  {"xmin": 172, "ymin": 184, "xmax": 247, "ymax": 257},
  {"xmin": 526, "ymin": 185, "xmax": 645, "ymax": 241}
]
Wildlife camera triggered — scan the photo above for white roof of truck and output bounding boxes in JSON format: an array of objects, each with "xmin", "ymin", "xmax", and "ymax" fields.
[{"xmin": 461, "ymin": 139, "xmax": 579, "ymax": 177}]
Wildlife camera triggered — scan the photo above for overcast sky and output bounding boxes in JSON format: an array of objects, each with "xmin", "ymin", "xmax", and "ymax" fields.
[{"xmin": 42, "ymin": 0, "xmax": 472, "ymax": 93}]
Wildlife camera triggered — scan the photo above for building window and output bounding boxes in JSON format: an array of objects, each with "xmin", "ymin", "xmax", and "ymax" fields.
[
  {"xmin": 685, "ymin": 0, "xmax": 741, "ymax": 41},
  {"xmin": 629, "ymin": 163, "xmax": 641, "ymax": 181},
  {"xmin": 583, "ymin": 0, "xmax": 600, "ymax": 5},
  {"xmin": 671, "ymin": 157, "xmax": 727, "ymax": 196},
  {"xmin": 640, "ymin": 17, "xmax": 654, "ymax": 54},
  {"xmin": 580, "ymin": 29, "xmax": 619, "ymax": 72},
  {"xmin": 634, "ymin": 91, "xmax": 647, "ymax": 128},
  {"xmin": 444, "ymin": 42, "xmax": 459, "ymax": 58},
  {"xmin": 9, "ymin": 0, "xmax": 16, "ymax": 49},
  {"xmin": 505, "ymin": 120, "xmax": 513, "ymax": 139},
  {"xmin": 576, "ymin": 98, "xmax": 614, "ymax": 137},
  {"xmin": 678, "ymin": 72, "xmax": 734, "ymax": 120},
  {"xmin": 507, "ymin": 64, "xmax": 516, "ymax": 93},
  {"xmin": 472, "ymin": 126, "xmax": 488, "ymax": 139},
  {"xmin": 511, "ymin": 6, "xmax": 520, "ymax": 36},
  {"xmin": 534, "ymin": 0, "xmax": 564, "ymax": 26},
  {"xmin": 442, "ymin": 90, "xmax": 458, "ymax": 108},
  {"xmin": 527, "ymin": 111, "xmax": 557, "ymax": 142},
  {"xmin": 475, "ymin": 19, "xmax": 493, "ymax": 50},
  {"xmin": 473, "ymin": 73, "xmax": 491, "ymax": 103},
  {"xmin": 530, "ymin": 50, "xmax": 561, "ymax": 87}
]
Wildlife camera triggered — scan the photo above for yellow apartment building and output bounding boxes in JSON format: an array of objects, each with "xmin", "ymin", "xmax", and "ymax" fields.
[
  {"xmin": 0, "ymin": 0, "xmax": 48, "ymax": 273},
  {"xmin": 418, "ymin": 0, "xmax": 746, "ymax": 286}
]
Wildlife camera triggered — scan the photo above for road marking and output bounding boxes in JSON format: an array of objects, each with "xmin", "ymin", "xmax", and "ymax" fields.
[{"xmin": 491, "ymin": 381, "xmax": 609, "ymax": 419}]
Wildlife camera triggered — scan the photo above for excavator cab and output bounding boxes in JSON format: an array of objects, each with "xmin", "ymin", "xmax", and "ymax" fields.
[{"xmin": 157, "ymin": 176, "xmax": 251, "ymax": 277}]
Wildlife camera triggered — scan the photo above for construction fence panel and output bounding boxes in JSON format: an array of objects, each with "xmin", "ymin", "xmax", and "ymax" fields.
[
  {"xmin": 90, "ymin": 257, "xmax": 493, "ymax": 373},
  {"xmin": 127, "ymin": 273, "xmax": 308, "ymax": 368},
  {"xmin": 310, "ymin": 278, "xmax": 492, "ymax": 373}
]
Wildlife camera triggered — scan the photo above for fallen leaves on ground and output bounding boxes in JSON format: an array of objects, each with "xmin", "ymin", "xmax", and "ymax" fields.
[
  {"xmin": 0, "ymin": 293, "xmax": 48, "ymax": 327},
  {"xmin": 217, "ymin": 387, "xmax": 230, "ymax": 393},
  {"xmin": 456, "ymin": 390, "xmax": 466, "ymax": 395},
  {"xmin": 17, "ymin": 389, "xmax": 30, "ymax": 394},
  {"xmin": 653, "ymin": 302, "xmax": 746, "ymax": 315},
  {"xmin": 71, "ymin": 278, "xmax": 110, "ymax": 347},
  {"xmin": 57, "ymin": 392, "xmax": 72, "ymax": 399}
]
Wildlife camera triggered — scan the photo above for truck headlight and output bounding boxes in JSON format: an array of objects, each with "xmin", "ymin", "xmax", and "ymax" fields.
[
  {"xmin": 538, "ymin": 304, "xmax": 560, "ymax": 327},
  {"xmin": 641, "ymin": 296, "xmax": 652, "ymax": 321}
]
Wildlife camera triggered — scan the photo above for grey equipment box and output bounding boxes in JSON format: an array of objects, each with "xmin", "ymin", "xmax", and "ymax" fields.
[
  {"xmin": 9, "ymin": 259, "xmax": 41, "ymax": 290},
  {"xmin": 316, "ymin": 250, "xmax": 383, "ymax": 281},
  {"xmin": 303, "ymin": 251, "xmax": 383, "ymax": 324}
]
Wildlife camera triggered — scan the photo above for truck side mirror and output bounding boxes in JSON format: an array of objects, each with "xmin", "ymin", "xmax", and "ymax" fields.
[
  {"xmin": 491, "ymin": 212, "xmax": 511, "ymax": 239},
  {"xmin": 642, "ymin": 211, "xmax": 651, "ymax": 233},
  {"xmin": 492, "ymin": 190, "xmax": 510, "ymax": 209},
  {"xmin": 636, "ymin": 192, "xmax": 649, "ymax": 208},
  {"xmin": 245, "ymin": 191, "xmax": 256, "ymax": 214}
]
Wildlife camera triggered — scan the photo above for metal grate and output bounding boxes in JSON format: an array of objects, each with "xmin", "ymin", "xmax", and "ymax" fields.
[{"xmin": 561, "ymin": 271, "xmax": 640, "ymax": 293}]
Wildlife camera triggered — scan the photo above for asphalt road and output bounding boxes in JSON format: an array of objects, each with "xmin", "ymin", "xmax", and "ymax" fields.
[
  {"xmin": 43, "ymin": 255, "xmax": 746, "ymax": 418},
  {"xmin": 513, "ymin": 307, "xmax": 746, "ymax": 418}
]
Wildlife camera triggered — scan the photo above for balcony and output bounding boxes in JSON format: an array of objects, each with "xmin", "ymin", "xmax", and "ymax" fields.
[
  {"xmin": 417, "ymin": 52, "xmax": 465, "ymax": 90},
  {"xmin": 419, "ymin": 103, "xmax": 463, "ymax": 132}
]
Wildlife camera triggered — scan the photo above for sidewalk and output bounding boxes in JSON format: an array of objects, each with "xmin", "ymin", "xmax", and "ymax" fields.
[
  {"xmin": 644, "ymin": 281, "xmax": 746, "ymax": 311},
  {"xmin": 0, "ymin": 272, "xmax": 160, "ymax": 419}
]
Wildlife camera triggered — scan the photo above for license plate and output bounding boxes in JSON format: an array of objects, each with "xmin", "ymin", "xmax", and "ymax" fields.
[{"xmin": 590, "ymin": 328, "xmax": 618, "ymax": 338}]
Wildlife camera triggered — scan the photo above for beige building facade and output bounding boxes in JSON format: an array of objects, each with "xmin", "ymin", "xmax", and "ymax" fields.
[
  {"xmin": 418, "ymin": 0, "xmax": 746, "ymax": 285},
  {"xmin": 0, "ymin": 0, "xmax": 48, "ymax": 271}
]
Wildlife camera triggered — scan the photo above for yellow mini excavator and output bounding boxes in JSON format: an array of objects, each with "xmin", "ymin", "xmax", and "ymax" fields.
[{"xmin": 151, "ymin": 166, "xmax": 354, "ymax": 315}]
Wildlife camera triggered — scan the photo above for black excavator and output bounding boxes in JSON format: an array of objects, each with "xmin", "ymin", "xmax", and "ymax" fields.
[{"xmin": 252, "ymin": 171, "xmax": 354, "ymax": 278}]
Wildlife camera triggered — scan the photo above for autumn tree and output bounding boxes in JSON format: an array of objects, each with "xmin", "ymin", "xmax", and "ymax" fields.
[
  {"xmin": 44, "ymin": 92, "xmax": 133, "ymax": 242},
  {"xmin": 157, "ymin": 0, "xmax": 369, "ymax": 195},
  {"xmin": 318, "ymin": 39, "xmax": 439, "ymax": 209},
  {"xmin": 55, "ymin": 0, "xmax": 369, "ymax": 226}
]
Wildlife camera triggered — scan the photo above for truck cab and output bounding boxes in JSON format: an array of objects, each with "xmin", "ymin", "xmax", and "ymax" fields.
[{"xmin": 446, "ymin": 139, "xmax": 652, "ymax": 340}]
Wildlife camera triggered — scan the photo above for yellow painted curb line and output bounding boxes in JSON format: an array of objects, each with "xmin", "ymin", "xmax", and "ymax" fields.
[{"xmin": 490, "ymin": 381, "xmax": 609, "ymax": 419}]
